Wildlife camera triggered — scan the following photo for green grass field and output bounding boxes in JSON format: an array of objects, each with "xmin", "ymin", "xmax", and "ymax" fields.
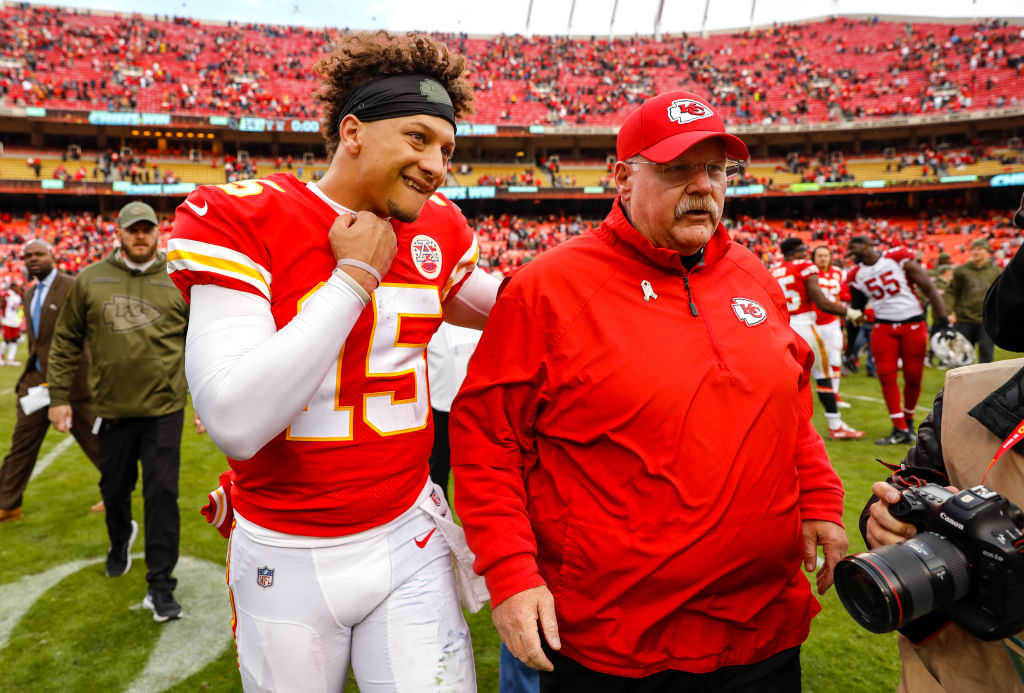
[{"xmin": 0, "ymin": 338, "xmax": 1017, "ymax": 692}]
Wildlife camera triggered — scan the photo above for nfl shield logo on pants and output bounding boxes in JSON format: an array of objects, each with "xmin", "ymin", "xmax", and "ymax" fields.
[{"xmin": 256, "ymin": 566, "xmax": 274, "ymax": 589}]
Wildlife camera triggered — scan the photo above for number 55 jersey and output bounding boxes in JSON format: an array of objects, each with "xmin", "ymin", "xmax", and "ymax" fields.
[
  {"xmin": 846, "ymin": 247, "xmax": 924, "ymax": 322},
  {"xmin": 168, "ymin": 172, "xmax": 479, "ymax": 536}
]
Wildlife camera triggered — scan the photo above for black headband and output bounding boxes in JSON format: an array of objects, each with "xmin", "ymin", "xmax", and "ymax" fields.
[{"xmin": 337, "ymin": 74, "xmax": 457, "ymax": 133}]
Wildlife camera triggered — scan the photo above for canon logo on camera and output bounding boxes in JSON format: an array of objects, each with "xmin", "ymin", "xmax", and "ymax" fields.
[{"xmin": 940, "ymin": 512, "xmax": 965, "ymax": 530}]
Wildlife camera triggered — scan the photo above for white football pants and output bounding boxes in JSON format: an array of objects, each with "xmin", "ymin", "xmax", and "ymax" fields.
[
  {"xmin": 793, "ymin": 320, "xmax": 834, "ymax": 381},
  {"xmin": 227, "ymin": 504, "xmax": 475, "ymax": 692}
]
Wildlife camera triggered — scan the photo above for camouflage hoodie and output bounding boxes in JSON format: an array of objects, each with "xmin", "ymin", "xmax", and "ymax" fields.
[{"xmin": 48, "ymin": 249, "xmax": 189, "ymax": 418}]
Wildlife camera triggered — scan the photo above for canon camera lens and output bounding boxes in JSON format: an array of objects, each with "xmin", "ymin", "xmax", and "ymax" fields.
[{"xmin": 835, "ymin": 532, "xmax": 971, "ymax": 633}]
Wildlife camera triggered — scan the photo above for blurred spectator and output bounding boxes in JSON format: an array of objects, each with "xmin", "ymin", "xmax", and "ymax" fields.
[
  {"xmin": 946, "ymin": 238, "xmax": 1002, "ymax": 362},
  {"xmin": 46, "ymin": 200, "xmax": 190, "ymax": 623},
  {"xmin": 0, "ymin": 239, "xmax": 102, "ymax": 524}
]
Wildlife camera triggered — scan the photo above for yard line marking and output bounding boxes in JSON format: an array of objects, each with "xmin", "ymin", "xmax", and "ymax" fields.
[
  {"xmin": 0, "ymin": 555, "xmax": 230, "ymax": 693},
  {"xmin": 0, "ymin": 387, "xmax": 12, "ymax": 396},
  {"xmin": 841, "ymin": 392, "xmax": 931, "ymax": 413},
  {"xmin": 29, "ymin": 436, "xmax": 75, "ymax": 480}
]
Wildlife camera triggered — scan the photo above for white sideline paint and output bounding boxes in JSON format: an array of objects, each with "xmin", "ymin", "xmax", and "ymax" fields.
[
  {"xmin": 840, "ymin": 392, "xmax": 931, "ymax": 413},
  {"xmin": 124, "ymin": 555, "xmax": 233, "ymax": 693},
  {"xmin": 0, "ymin": 555, "xmax": 231, "ymax": 692},
  {"xmin": 0, "ymin": 556, "xmax": 96, "ymax": 650},
  {"xmin": 29, "ymin": 436, "xmax": 74, "ymax": 480}
]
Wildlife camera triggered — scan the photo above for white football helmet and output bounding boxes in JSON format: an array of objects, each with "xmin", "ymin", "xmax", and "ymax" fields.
[{"xmin": 930, "ymin": 328, "xmax": 976, "ymax": 369}]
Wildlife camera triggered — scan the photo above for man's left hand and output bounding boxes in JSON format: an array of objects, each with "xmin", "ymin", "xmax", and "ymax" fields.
[
  {"xmin": 801, "ymin": 520, "xmax": 848, "ymax": 595},
  {"xmin": 491, "ymin": 585, "xmax": 560, "ymax": 671}
]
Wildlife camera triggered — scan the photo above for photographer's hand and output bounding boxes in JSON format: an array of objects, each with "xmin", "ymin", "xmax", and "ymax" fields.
[
  {"xmin": 866, "ymin": 481, "xmax": 962, "ymax": 548},
  {"xmin": 802, "ymin": 519, "xmax": 848, "ymax": 595},
  {"xmin": 865, "ymin": 481, "xmax": 918, "ymax": 548}
]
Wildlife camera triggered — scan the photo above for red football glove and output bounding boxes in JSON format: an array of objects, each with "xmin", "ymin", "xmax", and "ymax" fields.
[{"xmin": 200, "ymin": 469, "xmax": 235, "ymax": 538}]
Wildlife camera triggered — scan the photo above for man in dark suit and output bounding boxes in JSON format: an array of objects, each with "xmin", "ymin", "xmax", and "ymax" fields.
[{"xmin": 0, "ymin": 239, "xmax": 100, "ymax": 522}]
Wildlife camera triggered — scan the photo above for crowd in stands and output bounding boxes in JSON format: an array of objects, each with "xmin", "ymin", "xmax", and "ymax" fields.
[
  {"xmin": 0, "ymin": 210, "xmax": 168, "ymax": 285},
  {"xmin": 475, "ymin": 168, "xmax": 545, "ymax": 188},
  {"xmin": 1, "ymin": 5, "xmax": 1022, "ymax": 127},
  {"xmin": 3, "ymin": 207, "xmax": 1019, "ymax": 289},
  {"xmin": 4, "ymin": 137, "xmax": 1021, "ymax": 194},
  {"xmin": 24, "ymin": 147, "xmax": 183, "ymax": 184},
  {"xmin": 728, "ymin": 211, "xmax": 1023, "ymax": 268}
]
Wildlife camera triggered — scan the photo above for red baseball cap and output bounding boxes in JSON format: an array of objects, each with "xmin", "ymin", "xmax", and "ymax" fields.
[{"xmin": 616, "ymin": 91, "xmax": 749, "ymax": 163}]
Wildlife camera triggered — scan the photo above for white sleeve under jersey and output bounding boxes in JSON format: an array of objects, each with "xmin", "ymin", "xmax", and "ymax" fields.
[
  {"xmin": 444, "ymin": 267, "xmax": 499, "ymax": 328},
  {"xmin": 185, "ymin": 271, "xmax": 368, "ymax": 460}
]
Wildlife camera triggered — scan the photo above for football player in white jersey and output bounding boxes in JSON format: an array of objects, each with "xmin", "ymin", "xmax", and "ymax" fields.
[
  {"xmin": 847, "ymin": 236, "xmax": 948, "ymax": 445},
  {"xmin": 169, "ymin": 33, "xmax": 497, "ymax": 692}
]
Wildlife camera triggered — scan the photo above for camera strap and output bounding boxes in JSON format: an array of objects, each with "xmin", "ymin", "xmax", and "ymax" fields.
[
  {"xmin": 875, "ymin": 458, "xmax": 950, "ymax": 489},
  {"xmin": 1003, "ymin": 636, "xmax": 1024, "ymax": 684},
  {"xmin": 982, "ymin": 415, "xmax": 1024, "ymax": 486}
]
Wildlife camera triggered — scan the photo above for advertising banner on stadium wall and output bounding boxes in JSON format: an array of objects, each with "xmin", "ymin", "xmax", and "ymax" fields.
[
  {"xmin": 88, "ymin": 111, "xmax": 172, "ymax": 126},
  {"xmin": 992, "ymin": 172, "xmax": 1024, "ymax": 187},
  {"xmin": 437, "ymin": 186, "xmax": 497, "ymax": 200},
  {"xmin": 112, "ymin": 182, "xmax": 197, "ymax": 195},
  {"xmin": 235, "ymin": 117, "xmax": 321, "ymax": 133},
  {"xmin": 726, "ymin": 184, "xmax": 766, "ymax": 196}
]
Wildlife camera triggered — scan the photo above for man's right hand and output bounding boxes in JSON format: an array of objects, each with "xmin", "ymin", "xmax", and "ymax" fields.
[
  {"xmin": 865, "ymin": 481, "xmax": 918, "ymax": 548},
  {"xmin": 328, "ymin": 211, "xmax": 397, "ymax": 293},
  {"xmin": 492, "ymin": 585, "xmax": 561, "ymax": 671},
  {"xmin": 48, "ymin": 404, "xmax": 72, "ymax": 433}
]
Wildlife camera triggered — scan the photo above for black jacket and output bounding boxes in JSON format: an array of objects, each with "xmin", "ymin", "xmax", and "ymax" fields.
[
  {"xmin": 985, "ymin": 243, "xmax": 1024, "ymax": 353},
  {"xmin": 983, "ymin": 195, "xmax": 1024, "ymax": 352}
]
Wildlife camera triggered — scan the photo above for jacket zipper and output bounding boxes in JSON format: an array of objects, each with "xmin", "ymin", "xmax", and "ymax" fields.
[
  {"xmin": 682, "ymin": 275, "xmax": 698, "ymax": 317},
  {"xmin": 682, "ymin": 270, "xmax": 729, "ymax": 372}
]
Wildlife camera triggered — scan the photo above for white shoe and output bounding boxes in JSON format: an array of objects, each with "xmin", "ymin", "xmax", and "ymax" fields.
[
  {"xmin": 829, "ymin": 423, "xmax": 865, "ymax": 440},
  {"xmin": 836, "ymin": 399, "xmax": 851, "ymax": 409}
]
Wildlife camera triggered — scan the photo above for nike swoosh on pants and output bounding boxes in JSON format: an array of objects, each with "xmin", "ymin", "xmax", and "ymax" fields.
[{"xmin": 414, "ymin": 528, "xmax": 436, "ymax": 548}]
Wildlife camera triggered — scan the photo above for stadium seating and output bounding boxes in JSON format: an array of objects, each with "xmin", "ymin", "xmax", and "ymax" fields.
[
  {"xmin": 1, "ymin": 6, "xmax": 1021, "ymax": 127},
  {"xmin": 5, "ymin": 207, "xmax": 1018, "ymax": 289}
]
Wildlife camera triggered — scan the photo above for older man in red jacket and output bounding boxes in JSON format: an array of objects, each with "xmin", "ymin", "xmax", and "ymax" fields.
[{"xmin": 450, "ymin": 91, "xmax": 847, "ymax": 692}]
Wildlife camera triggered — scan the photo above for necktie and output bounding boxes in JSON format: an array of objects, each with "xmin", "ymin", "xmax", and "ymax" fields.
[{"xmin": 31, "ymin": 280, "xmax": 44, "ymax": 338}]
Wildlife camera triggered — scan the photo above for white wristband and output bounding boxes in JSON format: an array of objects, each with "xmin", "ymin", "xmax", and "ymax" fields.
[{"xmin": 335, "ymin": 258, "xmax": 382, "ymax": 286}]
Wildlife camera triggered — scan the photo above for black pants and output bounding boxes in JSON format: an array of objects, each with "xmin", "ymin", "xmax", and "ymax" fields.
[
  {"xmin": 539, "ymin": 645, "xmax": 801, "ymax": 693},
  {"xmin": 954, "ymin": 321, "xmax": 995, "ymax": 363},
  {"xmin": 428, "ymin": 408, "xmax": 451, "ymax": 500},
  {"xmin": 0, "ymin": 369, "xmax": 100, "ymax": 510},
  {"xmin": 98, "ymin": 410, "xmax": 182, "ymax": 592}
]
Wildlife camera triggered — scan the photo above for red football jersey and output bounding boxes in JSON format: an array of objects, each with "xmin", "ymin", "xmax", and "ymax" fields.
[
  {"xmin": 769, "ymin": 259, "xmax": 818, "ymax": 320},
  {"xmin": 167, "ymin": 173, "xmax": 479, "ymax": 535},
  {"xmin": 813, "ymin": 266, "xmax": 843, "ymax": 325}
]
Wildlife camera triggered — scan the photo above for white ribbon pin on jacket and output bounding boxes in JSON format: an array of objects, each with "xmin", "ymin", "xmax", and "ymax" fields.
[{"xmin": 641, "ymin": 280, "xmax": 658, "ymax": 301}]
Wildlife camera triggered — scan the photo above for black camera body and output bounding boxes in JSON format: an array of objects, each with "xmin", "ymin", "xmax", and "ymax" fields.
[{"xmin": 836, "ymin": 483, "xmax": 1024, "ymax": 640}]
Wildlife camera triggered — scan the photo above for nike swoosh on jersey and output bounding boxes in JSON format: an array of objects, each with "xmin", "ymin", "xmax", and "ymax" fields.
[
  {"xmin": 414, "ymin": 528, "xmax": 436, "ymax": 548},
  {"xmin": 185, "ymin": 199, "xmax": 209, "ymax": 216}
]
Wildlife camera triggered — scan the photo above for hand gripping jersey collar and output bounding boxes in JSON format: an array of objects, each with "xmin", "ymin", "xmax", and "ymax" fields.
[{"xmin": 595, "ymin": 198, "xmax": 729, "ymax": 273}]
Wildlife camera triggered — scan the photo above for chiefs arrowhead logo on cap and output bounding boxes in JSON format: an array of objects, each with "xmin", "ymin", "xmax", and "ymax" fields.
[{"xmin": 667, "ymin": 99, "xmax": 714, "ymax": 126}]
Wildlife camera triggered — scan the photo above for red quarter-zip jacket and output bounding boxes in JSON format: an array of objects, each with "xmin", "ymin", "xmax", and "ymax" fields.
[{"xmin": 450, "ymin": 199, "xmax": 844, "ymax": 677}]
